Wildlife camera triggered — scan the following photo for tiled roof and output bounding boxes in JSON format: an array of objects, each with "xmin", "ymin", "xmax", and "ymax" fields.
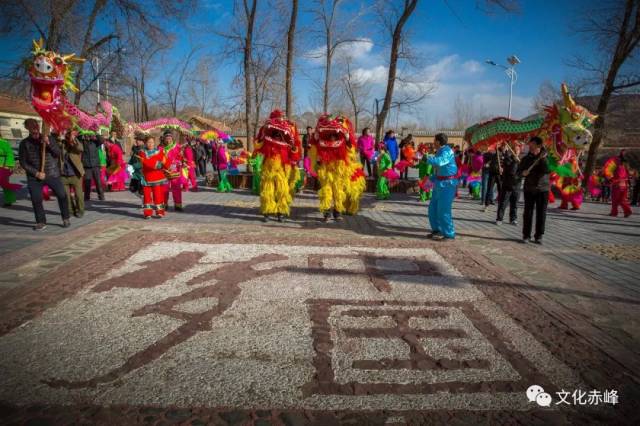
[{"xmin": 0, "ymin": 94, "xmax": 38, "ymax": 117}]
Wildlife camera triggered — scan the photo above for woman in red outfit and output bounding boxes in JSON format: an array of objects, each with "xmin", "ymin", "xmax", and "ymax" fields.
[
  {"xmin": 138, "ymin": 136, "xmax": 170, "ymax": 218},
  {"xmin": 607, "ymin": 151, "xmax": 632, "ymax": 217}
]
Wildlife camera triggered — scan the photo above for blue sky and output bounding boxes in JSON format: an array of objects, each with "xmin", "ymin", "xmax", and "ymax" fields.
[
  {"xmin": 175, "ymin": 0, "xmax": 600, "ymax": 126},
  {"xmin": 3, "ymin": 0, "xmax": 600, "ymax": 128}
]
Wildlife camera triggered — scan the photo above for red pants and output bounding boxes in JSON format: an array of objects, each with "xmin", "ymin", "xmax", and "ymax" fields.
[
  {"xmin": 188, "ymin": 167, "xmax": 198, "ymax": 191},
  {"xmin": 610, "ymin": 186, "xmax": 632, "ymax": 217},
  {"xmin": 163, "ymin": 178, "xmax": 183, "ymax": 208},
  {"xmin": 143, "ymin": 185, "xmax": 165, "ymax": 217}
]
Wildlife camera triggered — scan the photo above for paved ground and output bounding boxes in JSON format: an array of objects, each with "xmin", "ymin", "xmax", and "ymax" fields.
[{"xmin": 0, "ymin": 177, "xmax": 638, "ymax": 425}]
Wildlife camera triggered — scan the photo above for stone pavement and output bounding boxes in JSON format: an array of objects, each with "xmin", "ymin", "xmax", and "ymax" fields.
[{"xmin": 0, "ymin": 179, "xmax": 639, "ymax": 425}]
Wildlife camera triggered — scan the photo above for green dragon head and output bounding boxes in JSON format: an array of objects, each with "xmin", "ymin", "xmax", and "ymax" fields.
[{"xmin": 553, "ymin": 83, "xmax": 598, "ymax": 151}]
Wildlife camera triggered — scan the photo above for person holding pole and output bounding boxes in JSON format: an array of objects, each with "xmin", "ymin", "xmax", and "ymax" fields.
[{"xmin": 19, "ymin": 119, "xmax": 70, "ymax": 230}]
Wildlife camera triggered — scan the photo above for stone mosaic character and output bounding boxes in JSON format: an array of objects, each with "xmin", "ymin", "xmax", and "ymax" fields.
[
  {"xmin": 427, "ymin": 133, "xmax": 458, "ymax": 240},
  {"xmin": 253, "ymin": 110, "xmax": 302, "ymax": 222}
]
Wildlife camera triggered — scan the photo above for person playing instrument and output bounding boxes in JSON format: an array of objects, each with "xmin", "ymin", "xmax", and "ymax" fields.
[{"xmin": 518, "ymin": 136, "xmax": 549, "ymax": 244}]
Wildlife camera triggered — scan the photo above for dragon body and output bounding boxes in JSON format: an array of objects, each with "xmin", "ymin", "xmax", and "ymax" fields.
[
  {"xmin": 254, "ymin": 110, "xmax": 302, "ymax": 217},
  {"xmin": 464, "ymin": 84, "xmax": 597, "ymax": 209},
  {"xmin": 308, "ymin": 114, "xmax": 365, "ymax": 216},
  {"xmin": 27, "ymin": 39, "xmax": 191, "ymax": 137}
]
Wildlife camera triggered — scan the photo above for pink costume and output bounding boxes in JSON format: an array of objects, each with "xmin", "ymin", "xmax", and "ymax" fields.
[
  {"xmin": 182, "ymin": 144, "xmax": 198, "ymax": 191},
  {"xmin": 356, "ymin": 134, "xmax": 375, "ymax": 161},
  {"xmin": 163, "ymin": 141, "xmax": 185, "ymax": 209},
  {"xmin": 106, "ymin": 142, "xmax": 128, "ymax": 191}
]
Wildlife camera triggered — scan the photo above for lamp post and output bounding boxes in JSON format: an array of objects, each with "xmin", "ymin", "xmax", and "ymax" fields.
[{"xmin": 485, "ymin": 55, "xmax": 520, "ymax": 118}]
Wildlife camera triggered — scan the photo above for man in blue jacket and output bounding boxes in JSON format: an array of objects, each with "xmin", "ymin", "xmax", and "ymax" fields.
[
  {"xmin": 427, "ymin": 133, "xmax": 458, "ymax": 240},
  {"xmin": 384, "ymin": 130, "xmax": 399, "ymax": 165}
]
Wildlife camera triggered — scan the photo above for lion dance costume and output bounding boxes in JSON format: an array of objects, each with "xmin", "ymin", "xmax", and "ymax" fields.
[
  {"xmin": 254, "ymin": 110, "xmax": 302, "ymax": 220},
  {"xmin": 308, "ymin": 114, "xmax": 365, "ymax": 220}
]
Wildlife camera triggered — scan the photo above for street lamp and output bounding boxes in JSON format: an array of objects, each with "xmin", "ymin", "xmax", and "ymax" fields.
[{"xmin": 485, "ymin": 55, "xmax": 520, "ymax": 118}]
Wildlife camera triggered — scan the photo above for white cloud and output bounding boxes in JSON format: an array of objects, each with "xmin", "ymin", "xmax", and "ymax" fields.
[
  {"xmin": 352, "ymin": 65, "xmax": 387, "ymax": 84},
  {"xmin": 305, "ymin": 38, "xmax": 374, "ymax": 64},
  {"xmin": 462, "ymin": 60, "xmax": 483, "ymax": 74}
]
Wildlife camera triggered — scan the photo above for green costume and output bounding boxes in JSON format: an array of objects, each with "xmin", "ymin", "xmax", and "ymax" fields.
[
  {"xmin": 0, "ymin": 138, "xmax": 20, "ymax": 206},
  {"xmin": 98, "ymin": 145, "xmax": 107, "ymax": 167},
  {"xmin": 376, "ymin": 151, "xmax": 392, "ymax": 200},
  {"xmin": 417, "ymin": 154, "xmax": 433, "ymax": 202},
  {"xmin": 249, "ymin": 153, "xmax": 264, "ymax": 195},
  {"xmin": 217, "ymin": 170, "xmax": 233, "ymax": 192}
]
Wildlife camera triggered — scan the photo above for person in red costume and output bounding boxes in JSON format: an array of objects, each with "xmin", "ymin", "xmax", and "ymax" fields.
[
  {"xmin": 607, "ymin": 151, "xmax": 632, "ymax": 217},
  {"xmin": 182, "ymin": 138, "xmax": 198, "ymax": 192},
  {"xmin": 138, "ymin": 136, "xmax": 169, "ymax": 219},
  {"xmin": 161, "ymin": 131, "xmax": 185, "ymax": 211},
  {"xmin": 105, "ymin": 139, "xmax": 127, "ymax": 191}
]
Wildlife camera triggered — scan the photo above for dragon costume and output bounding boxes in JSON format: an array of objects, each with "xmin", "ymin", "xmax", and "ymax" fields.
[
  {"xmin": 27, "ymin": 39, "xmax": 191, "ymax": 137},
  {"xmin": 464, "ymin": 84, "xmax": 597, "ymax": 210},
  {"xmin": 308, "ymin": 114, "xmax": 365, "ymax": 219},
  {"xmin": 254, "ymin": 110, "xmax": 302, "ymax": 219}
]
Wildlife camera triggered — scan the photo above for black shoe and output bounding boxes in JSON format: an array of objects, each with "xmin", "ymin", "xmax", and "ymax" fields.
[
  {"xmin": 534, "ymin": 238, "xmax": 542, "ymax": 245},
  {"xmin": 262, "ymin": 215, "xmax": 269, "ymax": 222},
  {"xmin": 33, "ymin": 223, "xmax": 47, "ymax": 231},
  {"xmin": 277, "ymin": 214, "xmax": 283, "ymax": 223},
  {"xmin": 175, "ymin": 206, "xmax": 184, "ymax": 212},
  {"xmin": 3, "ymin": 203, "xmax": 11, "ymax": 208},
  {"xmin": 62, "ymin": 219, "xmax": 71, "ymax": 228},
  {"xmin": 322, "ymin": 214, "xmax": 331, "ymax": 223},
  {"xmin": 98, "ymin": 196, "xmax": 105, "ymax": 201}
]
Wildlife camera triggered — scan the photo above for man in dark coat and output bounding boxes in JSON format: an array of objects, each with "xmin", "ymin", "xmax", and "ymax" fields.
[
  {"xmin": 518, "ymin": 136, "xmax": 550, "ymax": 244},
  {"xmin": 496, "ymin": 143, "xmax": 521, "ymax": 225},
  {"xmin": 18, "ymin": 119, "xmax": 70, "ymax": 230},
  {"xmin": 82, "ymin": 134, "xmax": 105, "ymax": 201}
]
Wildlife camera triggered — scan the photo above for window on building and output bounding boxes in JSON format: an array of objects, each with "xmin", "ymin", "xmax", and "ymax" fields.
[
  {"xmin": 11, "ymin": 128, "xmax": 23, "ymax": 139},
  {"xmin": 0, "ymin": 118, "xmax": 11, "ymax": 127}
]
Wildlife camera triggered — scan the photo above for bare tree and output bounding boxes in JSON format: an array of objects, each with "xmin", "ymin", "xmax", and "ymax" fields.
[
  {"xmin": 187, "ymin": 58, "xmax": 219, "ymax": 118},
  {"xmin": 571, "ymin": 0, "xmax": 640, "ymax": 183},
  {"xmin": 374, "ymin": 0, "xmax": 420, "ymax": 141},
  {"xmin": 243, "ymin": 0, "xmax": 258, "ymax": 149},
  {"xmin": 285, "ymin": 0, "xmax": 298, "ymax": 117},
  {"xmin": 1, "ymin": 0, "xmax": 193, "ymax": 113},
  {"xmin": 451, "ymin": 95, "xmax": 476, "ymax": 129},
  {"xmin": 340, "ymin": 56, "xmax": 372, "ymax": 132},
  {"xmin": 309, "ymin": 0, "xmax": 365, "ymax": 113},
  {"xmin": 163, "ymin": 46, "xmax": 199, "ymax": 116}
]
